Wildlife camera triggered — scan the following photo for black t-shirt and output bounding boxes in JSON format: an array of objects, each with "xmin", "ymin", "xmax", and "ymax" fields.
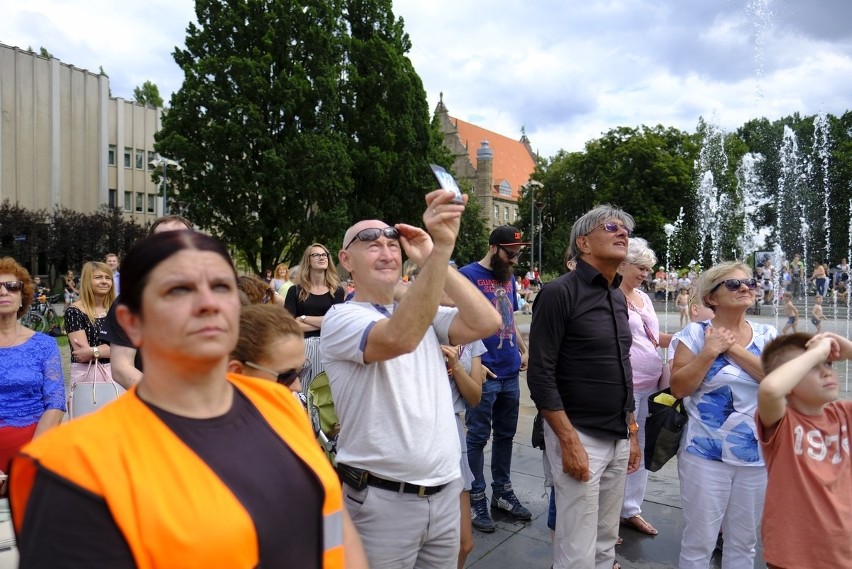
[
  {"xmin": 17, "ymin": 388, "xmax": 325, "ymax": 568},
  {"xmin": 284, "ymin": 285, "xmax": 345, "ymax": 338}
]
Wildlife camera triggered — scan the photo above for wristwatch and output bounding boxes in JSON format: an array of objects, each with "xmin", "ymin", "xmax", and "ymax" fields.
[
  {"xmin": 299, "ymin": 315, "xmax": 307, "ymax": 323},
  {"xmin": 92, "ymin": 346, "xmax": 100, "ymax": 359},
  {"xmin": 628, "ymin": 422, "xmax": 639, "ymax": 434}
]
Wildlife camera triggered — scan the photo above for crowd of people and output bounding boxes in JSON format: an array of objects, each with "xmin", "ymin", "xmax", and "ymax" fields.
[{"xmin": 0, "ymin": 194, "xmax": 849, "ymax": 569}]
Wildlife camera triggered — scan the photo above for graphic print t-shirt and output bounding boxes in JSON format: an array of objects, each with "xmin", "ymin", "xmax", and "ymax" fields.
[{"xmin": 459, "ymin": 262, "xmax": 521, "ymax": 379}]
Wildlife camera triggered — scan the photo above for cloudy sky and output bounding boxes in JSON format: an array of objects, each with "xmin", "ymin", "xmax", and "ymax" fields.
[{"xmin": 3, "ymin": 0, "xmax": 850, "ymax": 158}]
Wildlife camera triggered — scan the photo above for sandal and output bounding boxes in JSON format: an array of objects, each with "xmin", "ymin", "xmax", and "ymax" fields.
[
  {"xmin": 620, "ymin": 514, "xmax": 658, "ymax": 536},
  {"xmin": 613, "ymin": 563, "xmax": 621, "ymax": 569},
  {"xmin": 615, "ymin": 536, "xmax": 623, "ymax": 546}
]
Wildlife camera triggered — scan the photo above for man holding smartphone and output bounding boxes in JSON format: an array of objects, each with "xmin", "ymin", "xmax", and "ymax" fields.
[{"xmin": 321, "ymin": 189, "xmax": 500, "ymax": 568}]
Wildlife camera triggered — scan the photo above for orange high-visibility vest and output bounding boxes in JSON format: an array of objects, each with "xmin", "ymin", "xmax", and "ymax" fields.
[{"xmin": 11, "ymin": 373, "xmax": 344, "ymax": 569}]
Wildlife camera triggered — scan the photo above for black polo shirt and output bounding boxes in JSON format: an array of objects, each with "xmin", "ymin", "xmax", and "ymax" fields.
[{"xmin": 527, "ymin": 257, "xmax": 634, "ymax": 440}]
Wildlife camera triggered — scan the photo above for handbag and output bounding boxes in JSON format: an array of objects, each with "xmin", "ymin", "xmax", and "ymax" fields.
[
  {"xmin": 643, "ymin": 387, "xmax": 687, "ymax": 472},
  {"xmin": 68, "ymin": 360, "xmax": 124, "ymax": 420}
]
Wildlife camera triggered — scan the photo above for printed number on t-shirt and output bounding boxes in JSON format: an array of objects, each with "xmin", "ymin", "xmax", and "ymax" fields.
[{"xmin": 792, "ymin": 425, "xmax": 849, "ymax": 464}]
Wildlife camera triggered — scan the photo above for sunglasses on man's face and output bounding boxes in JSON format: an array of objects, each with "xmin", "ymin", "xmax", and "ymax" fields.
[
  {"xmin": 496, "ymin": 245, "xmax": 522, "ymax": 260},
  {"xmin": 344, "ymin": 227, "xmax": 400, "ymax": 250},
  {"xmin": 591, "ymin": 222, "xmax": 633, "ymax": 238},
  {"xmin": 244, "ymin": 360, "xmax": 312, "ymax": 387},
  {"xmin": 709, "ymin": 278, "xmax": 757, "ymax": 293},
  {"xmin": 0, "ymin": 281, "xmax": 23, "ymax": 293}
]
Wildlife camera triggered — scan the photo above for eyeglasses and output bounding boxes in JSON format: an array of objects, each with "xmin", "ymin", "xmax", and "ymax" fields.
[
  {"xmin": 244, "ymin": 360, "xmax": 312, "ymax": 387},
  {"xmin": 344, "ymin": 227, "xmax": 401, "ymax": 250},
  {"xmin": 590, "ymin": 222, "xmax": 632, "ymax": 237},
  {"xmin": 309, "ymin": 252, "xmax": 329, "ymax": 259},
  {"xmin": 709, "ymin": 278, "xmax": 757, "ymax": 294},
  {"xmin": 496, "ymin": 245, "xmax": 522, "ymax": 260},
  {"xmin": 0, "ymin": 281, "xmax": 23, "ymax": 293}
]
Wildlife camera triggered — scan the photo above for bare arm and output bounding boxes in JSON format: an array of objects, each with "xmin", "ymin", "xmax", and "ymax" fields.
[
  {"xmin": 110, "ymin": 345, "xmax": 142, "ymax": 389},
  {"xmin": 541, "ymin": 409, "xmax": 589, "ymax": 482},
  {"xmin": 363, "ymin": 190, "xmax": 481, "ymax": 363},
  {"xmin": 514, "ymin": 324, "xmax": 529, "ymax": 371},
  {"xmin": 444, "ymin": 347, "xmax": 483, "ymax": 407},
  {"xmin": 343, "ymin": 507, "xmax": 369, "ymax": 569},
  {"xmin": 725, "ymin": 343, "xmax": 765, "ymax": 381},
  {"xmin": 670, "ymin": 326, "xmax": 735, "ymax": 399},
  {"xmin": 32, "ymin": 409, "xmax": 64, "ymax": 438}
]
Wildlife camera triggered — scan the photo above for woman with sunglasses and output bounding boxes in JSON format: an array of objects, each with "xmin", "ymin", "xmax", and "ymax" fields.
[
  {"xmin": 230, "ymin": 304, "xmax": 312, "ymax": 393},
  {"xmin": 0, "ymin": 258, "xmax": 65, "ymax": 489},
  {"xmin": 284, "ymin": 243, "xmax": 345, "ymax": 387},
  {"xmin": 10, "ymin": 232, "xmax": 367, "ymax": 568},
  {"xmin": 670, "ymin": 261, "xmax": 777, "ymax": 569}
]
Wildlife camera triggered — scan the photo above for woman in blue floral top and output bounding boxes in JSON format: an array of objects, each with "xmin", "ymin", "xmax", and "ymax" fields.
[
  {"xmin": 670, "ymin": 261, "xmax": 777, "ymax": 569},
  {"xmin": 0, "ymin": 258, "xmax": 65, "ymax": 482}
]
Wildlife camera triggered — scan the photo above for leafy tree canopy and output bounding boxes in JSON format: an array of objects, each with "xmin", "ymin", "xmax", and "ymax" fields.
[{"xmin": 133, "ymin": 80, "xmax": 164, "ymax": 108}]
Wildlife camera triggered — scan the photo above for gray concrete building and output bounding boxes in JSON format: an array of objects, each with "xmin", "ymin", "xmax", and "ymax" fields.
[{"xmin": 0, "ymin": 42, "xmax": 164, "ymax": 225}]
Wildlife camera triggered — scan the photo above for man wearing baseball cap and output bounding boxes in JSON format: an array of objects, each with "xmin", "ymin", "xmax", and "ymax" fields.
[{"xmin": 458, "ymin": 225, "xmax": 532, "ymax": 532}]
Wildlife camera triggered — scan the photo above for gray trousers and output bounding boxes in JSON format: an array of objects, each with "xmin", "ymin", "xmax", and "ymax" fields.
[{"xmin": 343, "ymin": 476, "xmax": 462, "ymax": 569}]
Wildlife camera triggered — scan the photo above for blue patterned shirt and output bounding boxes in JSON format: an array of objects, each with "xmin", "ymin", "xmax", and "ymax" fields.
[
  {"xmin": 0, "ymin": 333, "xmax": 66, "ymax": 427},
  {"xmin": 677, "ymin": 321, "xmax": 778, "ymax": 466}
]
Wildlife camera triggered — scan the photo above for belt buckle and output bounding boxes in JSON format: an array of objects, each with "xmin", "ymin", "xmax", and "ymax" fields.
[{"xmin": 417, "ymin": 485, "xmax": 428, "ymax": 498}]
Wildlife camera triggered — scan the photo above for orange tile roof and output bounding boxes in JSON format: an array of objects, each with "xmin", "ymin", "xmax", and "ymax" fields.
[{"xmin": 450, "ymin": 116, "xmax": 536, "ymax": 201}]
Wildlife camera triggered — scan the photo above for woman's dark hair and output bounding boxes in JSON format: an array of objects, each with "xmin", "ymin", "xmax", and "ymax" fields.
[{"xmin": 120, "ymin": 231, "xmax": 235, "ymax": 314}]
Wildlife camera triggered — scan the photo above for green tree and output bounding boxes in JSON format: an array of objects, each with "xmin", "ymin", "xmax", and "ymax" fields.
[
  {"xmin": 38, "ymin": 47, "xmax": 53, "ymax": 58},
  {"xmin": 157, "ymin": 0, "xmax": 353, "ymax": 273},
  {"xmin": 133, "ymin": 80, "xmax": 165, "ymax": 108},
  {"xmin": 157, "ymin": 0, "xmax": 456, "ymax": 273}
]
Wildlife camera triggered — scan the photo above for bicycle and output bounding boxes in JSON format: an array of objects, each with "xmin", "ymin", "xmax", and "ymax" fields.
[{"xmin": 21, "ymin": 294, "xmax": 61, "ymax": 333}]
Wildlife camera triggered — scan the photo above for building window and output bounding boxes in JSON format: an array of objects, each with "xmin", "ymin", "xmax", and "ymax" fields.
[
  {"xmin": 493, "ymin": 205, "xmax": 499, "ymax": 220},
  {"xmin": 124, "ymin": 148, "xmax": 132, "ymax": 168},
  {"xmin": 498, "ymin": 180, "xmax": 512, "ymax": 196},
  {"xmin": 147, "ymin": 194, "xmax": 155, "ymax": 213},
  {"xmin": 108, "ymin": 145, "xmax": 116, "ymax": 166},
  {"xmin": 504, "ymin": 207, "xmax": 509, "ymax": 221},
  {"xmin": 135, "ymin": 149, "xmax": 144, "ymax": 170},
  {"xmin": 123, "ymin": 191, "xmax": 132, "ymax": 211},
  {"xmin": 135, "ymin": 192, "xmax": 143, "ymax": 212},
  {"xmin": 148, "ymin": 151, "xmax": 156, "ymax": 168},
  {"xmin": 108, "ymin": 189, "xmax": 117, "ymax": 208}
]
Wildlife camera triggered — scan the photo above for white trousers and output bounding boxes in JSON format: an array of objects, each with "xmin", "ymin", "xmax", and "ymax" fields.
[
  {"xmin": 677, "ymin": 451, "xmax": 766, "ymax": 569},
  {"xmin": 620, "ymin": 386, "xmax": 656, "ymax": 518},
  {"xmin": 544, "ymin": 423, "xmax": 629, "ymax": 569}
]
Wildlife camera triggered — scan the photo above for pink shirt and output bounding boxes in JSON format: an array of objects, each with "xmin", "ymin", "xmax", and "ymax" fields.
[{"xmin": 625, "ymin": 289, "xmax": 663, "ymax": 392}]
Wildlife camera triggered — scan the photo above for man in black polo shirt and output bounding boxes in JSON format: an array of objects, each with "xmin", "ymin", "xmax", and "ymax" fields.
[{"xmin": 527, "ymin": 204, "xmax": 641, "ymax": 569}]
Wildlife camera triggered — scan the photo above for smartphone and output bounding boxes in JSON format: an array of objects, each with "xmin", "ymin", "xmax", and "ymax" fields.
[{"xmin": 430, "ymin": 164, "xmax": 465, "ymax": 205}]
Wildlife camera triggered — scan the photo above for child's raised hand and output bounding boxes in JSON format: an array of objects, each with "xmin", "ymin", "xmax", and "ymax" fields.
[{"xmin": 809, "ymin": 333, "xmax": 852, "ymax": 361}]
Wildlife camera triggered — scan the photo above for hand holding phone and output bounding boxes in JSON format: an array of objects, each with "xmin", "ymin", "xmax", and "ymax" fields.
[{"xmin": 430, "ymin": 164, "xmax": 465, "ymax": 205}]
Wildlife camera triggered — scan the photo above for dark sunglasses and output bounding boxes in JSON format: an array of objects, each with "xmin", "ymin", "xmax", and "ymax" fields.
[
  {"xmin": 709, "ymin": 278, "xmax": 757, "ymax": 293},
  {"xmin": 244, "ymin": 360, "xmax": 312, "ymax": 387},
  {"xmin": 345, "ymin": 227, "xmax": 400, "ymax": 250},
  {"xmin": 591, "ymin": 222, "xmax": 632, "ymax": 238},
  {"xmin": 0, "ymin": 281, "xmax": 23, "ymax": 293},
  {"xmin": 496, "ymin": 245, "xmax": 522, "ymax": 260}
]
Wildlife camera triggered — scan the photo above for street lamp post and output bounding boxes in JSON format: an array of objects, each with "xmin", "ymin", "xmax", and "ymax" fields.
[
  {"xmin": 149, "ymin": 156, "xmax": 181, "ymax": 216},
  {"xmin": 524, "ymin": 181, "xmax": 543, "ymax": 272}
]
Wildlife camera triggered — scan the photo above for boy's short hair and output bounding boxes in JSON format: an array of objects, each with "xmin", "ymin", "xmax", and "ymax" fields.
[{"xmin": 761, "ymin": 332, "xmax": 813, "ymax": 374}]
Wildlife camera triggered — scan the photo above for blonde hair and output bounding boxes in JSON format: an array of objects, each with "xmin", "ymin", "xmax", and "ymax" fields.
[
  {"xmin": 624, "ymin": 237, "xmax": 657, "ymax": 268},
  {"xmin": 698, "ymin": 261, "xmax": 753, "ymax": 311},
  {"xmin": 297, "ymin": 243, "xmax": 340, "ymax": 302},
  {"xmin": 78, "ymin": 261, "xmax": 116, "ymax": 322},
  {"xmin": 273, "ymin": 263, "xmax": 289, "ymax": 280}
]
